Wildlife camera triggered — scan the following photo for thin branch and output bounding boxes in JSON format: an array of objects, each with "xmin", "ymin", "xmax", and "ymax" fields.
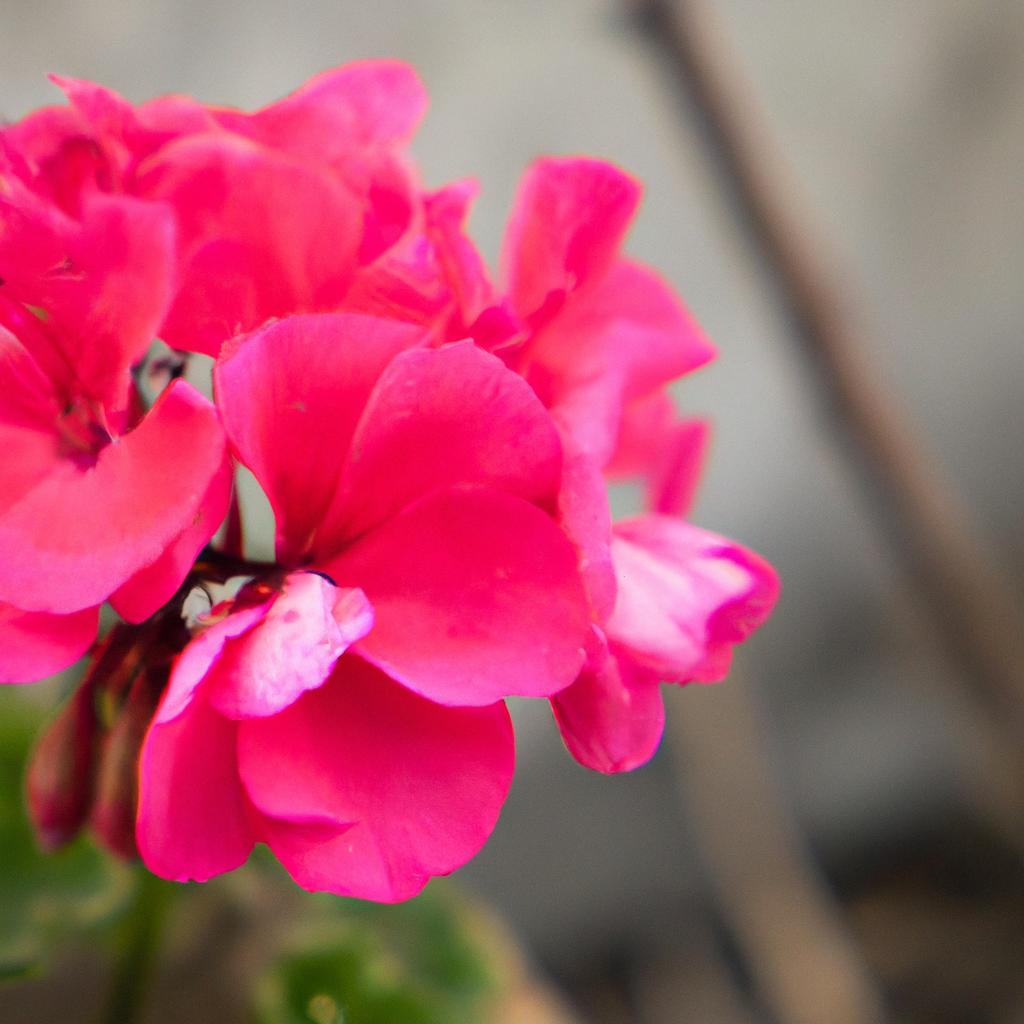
[
  {"xmin": 667, "ymin": 680, "xmax": 889, "ymax": 1024},
  {"xmin": 629, "ymin": 4, "xmax": 1024, "ymax": 1022},
  {"xmin": 97, "ymin": 869, "xmax": 175, "ymax": 1024},
  {"xmin": 629, "ymin": 0, "xmax": 1024, "ymax": 738}
]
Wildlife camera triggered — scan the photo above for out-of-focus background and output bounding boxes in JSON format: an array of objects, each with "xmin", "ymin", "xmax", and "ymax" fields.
[{"xmin": 3, "ymin": 1, "xmax": 1023, "ymax": 1021}]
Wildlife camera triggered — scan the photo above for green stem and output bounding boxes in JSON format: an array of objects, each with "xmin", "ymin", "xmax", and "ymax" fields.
[{"xmin": 97, "ymin": 869, "xmax": 176, "ymax": 1024}]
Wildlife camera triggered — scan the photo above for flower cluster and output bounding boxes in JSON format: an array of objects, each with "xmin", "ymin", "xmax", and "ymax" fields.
[{"xmin": 0, "ymin": 63, "xmax": 778, "ymax": 901}]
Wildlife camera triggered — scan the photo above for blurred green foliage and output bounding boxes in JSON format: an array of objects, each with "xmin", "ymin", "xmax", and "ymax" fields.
[
  {"xmin": 0, "ymin": 698, "xmax": 131, "ymax": 980},
  {"xmin": 0, "ymin": 693, "xmax": 505, "ymax": 1021},
  {"xmin": 254, "ymin": 884, "xmax": 498, "ymax": 1024}
]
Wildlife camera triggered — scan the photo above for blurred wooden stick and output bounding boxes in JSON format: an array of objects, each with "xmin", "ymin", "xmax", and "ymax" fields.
[
  {"xmin": 629, "ymin": 0, "xmax": 1024, "ymax": 738},
  {"xmin": 628, "ymin": 2, "xmax": 1024, "ymax": 1022},
  {"xmin": 667, "ymin": 681, "xmax": 888, "ymax": 1024}
]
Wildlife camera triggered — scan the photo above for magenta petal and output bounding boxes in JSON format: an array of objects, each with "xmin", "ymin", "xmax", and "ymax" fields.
[
  {"xmin": 321, "ymin": 341, "xmax": 562, "ymax": 545},
  {"xmin": 137, "ymin": 134, "xmax": 363, "ymax": 354},
  {"xmin": 552, "ymin": 635, "xmax": 665, "ymax": 773},
  {"xmin": 342, "ymin": 180, "xmax": 490, "ymax": 332},
  {"xmin": 329, "ymin": 487, "xmax": 590, "ymax": 706},
  {"xmin": 529, "ymin": 260, "xmax": 717, "ymax": 466},
  {"xmin": 0, "ymin": 317, "xmax": 63, "ymax": 508},
  {"xmin": 423, "ymin": 180, "xmax": 494, "ymax": 329},
  {"xmin": 109, "ymin": 451, "xmax": 232, "ymax": 624},
  {"xmin": 236, "ymin": 60, "xmax": 427, "ymax": 164},
  {"xmin": 208, "ymin": 576, "xmax": 373, "ymax": 719},
  {"xmin": 0, "ymin": 191, "xmax": 176, "ymax": 407},
  {"xmin": 0, "ymin": 380, "xmax": 227, "ymax": 614},
  {"xmin": 607, "ymin": 517, "xmax": 780, "ymax": 683},
  {"xmin": 501, "ymin": 157, "xmax": 640, "ymax": 320},
  {"xmin": 0, "ymin": 102, "xmax": 95, "ymax": 201},
  {"xmin": 648, "ymin": 418, "xmax": 710, "ymax": 519},
  {"xmin": 557, "ymin": 448, "xmax": 616, "ymax": 621},
  {"xmin": 213, "ymin": 312, "xmax": 426, "ymax": 564},
  {"xmin": 137, "ymin": 694, "xmax": 255, "ymax": 882},
  {"xmin": 0, "ymin": 602, "xmax": 97, "ymax": 684},
  {"xmin": 232, "ymin": 61, "xmax": 426, "ymax": 264},
  {"xmin": 607, "ymin": 393, "xmax": 710, "ymax": 519},
  {"xmin": 0, "ymin": 312, "xmax": 62, "ymax": 430},
  {"xmin": 158, "ymin": 604, "xmax": 271, "ymax": 725},
  {"xmin": 237, "ymin": 657, "xmax": 514, "ymax": 901},
  {"xmin": 571, "ymin": 260, "xmax": 716, "ymax": 395}
]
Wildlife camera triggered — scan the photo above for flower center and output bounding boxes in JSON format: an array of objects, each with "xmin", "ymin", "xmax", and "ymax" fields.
[{"xmin": 56, "ymin": 396, "xmax": 112, "ymax": 466}]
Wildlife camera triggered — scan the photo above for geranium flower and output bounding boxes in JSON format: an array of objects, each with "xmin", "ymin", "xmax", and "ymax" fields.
[
  {"xmin": 552, "ymin": 516, "xmax": 780, "ymax": 772},
  {"xmin": 137, "ymin": 312, "xmax": 592, "ymax": 899},
  {"xmin": 0, "ymin": 181, "xmax": 230, "ymax": 681},
  {"xmin": 497, "ymin": 157, "xmax": 717, "ymax": 468},
  {"xmin": 480, "ymin": 156, "xmax": 779, "ymax": 771},
  {"xmin": 0, "ymin": 62, "xmax": 481, "ymax": 357},
  {"xmin": 3, "ymin": 63, "xmax": 781, "ymax": 889}
]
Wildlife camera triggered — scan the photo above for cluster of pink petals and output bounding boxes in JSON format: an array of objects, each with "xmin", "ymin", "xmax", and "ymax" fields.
[
  {"xmin": 141, "ymin": 315, "xmax": 592, "ymax": 897},
  {"xmin": 0, "ymin": 159, "xmax": 230, "ymax": 681},
  {"xmin": 0, "ymin": 62, "xmax": 778, "ymax": 901}
]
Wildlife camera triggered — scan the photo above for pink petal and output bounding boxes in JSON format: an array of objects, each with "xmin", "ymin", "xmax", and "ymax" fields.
[
  {"xmin": 137, "ymin": 93, "xmax": 220, "ymax": 139},
  {"xmin": 557, "ymin": 448, "xmax": 617, "ymax": 622},
  {"xmin": 647, "ymin": 418, "xmax": 710, "ymax": 520},
  {"xmin": 232, "ymin": 63, "xmax": 425, "ymax": 260},
  {"xmin": 226, "ymin": 60, "xmax": 427, "ymax": 165},
  {"xmin": 109, "ymin": 450, "xmax": 232, "ymax": 624},
  {"xmin": 551, "ymin": 633, "xmax": 665, "ymax": 773},
  {"xmin": 329, "ymin": 486, "xmax": 590, "ymax": 706},
  {"xmin": 136, "ymin": 134, "xmax": 363, "ymax": 355},
  {"xmin": 0, "ymin": 602, "xmax": 98, "ymax": 684},
  {"xmin": 422, "ymin": 180, "xmax": 494, "ymax": 330},
  {"xmin": 207, "ymin": 576, "xmax": 373, "ymax": 719},
  {"xmin": 0, "ymin": 303, "xmax": 63, "ymax": 428},
  {"xmin": 0, "ymin": 190, "xmax": 176, "ymax": 408},
  {"xmin": 157, "ymin": 603, "xmax": 271, "ymax": 725},
  {"xmin": 0, "ymin": 379, "xmax": 228, "ymax": 614},
  {"xmin": 342, "ymin": 180, "xmax": 491, "ymax": 332},
  {"xmin": 606, "ymin": 393, "xmax": 710, "ymax": 519},
  {"xmin": 0, "ymin": 315, "xmax": 63, "ymax": 509},
  {"xmin": 137, "ymin": 693, "xmax": 255, "ymax": 882},
  {"xmin": 237, "ymin": 657, "xmax": 514, "ymax": 901},
  {"xmin": 607, "ymin": 517, "xmax": 780, "ymax": 683},
  {"xmin": 213, "ymin": 313, "xmax": 426, "ymax": 565},
  {"xmin": 225, "ymin": 61, "xmax": 426, "ymax": 263},
  {"xmin": 576, "ymin": 260, "xmax": 717, "ymax": 393},
  {"xmin": 340, "ymin": 241, "xmax": 453, "ymax": 329},
  {"xmin": 319, "ymin": 341, "xmax": 562, "ymax": 547},
  {"xmin": 51, "ymin": 75, "xmax": 139, "ymax": 150},
  {"xmin": 0, "ymin": 101, "xmax": 112, "ymax": 214},
  {"xmin": 2, "ymin": 101, "xmax": 86, "ymax": 168},
  {"xmin": 501, "ymin": 157, "xmax": 640, "ymax": 322},
  {"xmin": 528, "ymin": 260, "xmax": 717, "ymax": 466}
]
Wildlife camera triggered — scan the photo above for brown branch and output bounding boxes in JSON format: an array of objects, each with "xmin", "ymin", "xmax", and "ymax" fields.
[
  {"xmin": 630, "ymin": 0, "xmax": 1024, "ymax": 737},
  {"xmin": 627, "ymin": 3, "xmax": 1024, "ymax": 1022},
  {"xmin": 667, "ymin": 681, "xmax": 888, "ymax": 1024}
]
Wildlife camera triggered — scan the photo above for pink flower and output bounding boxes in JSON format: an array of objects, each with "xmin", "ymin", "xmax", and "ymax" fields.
[
  {"xmin": 482, "ymin": 156, "xmax": 778, "ymax": 771},
  {"xmin": 137, "ymin": 312, "xmax": 592, "ymax": 899},
  {"xmin": 0, "ymin": 603, "xmax": 98, "ymax": 685},
  {"xmin": 552, "ymin": 518, "xmax": 780, "ymax": 772},
  {"xmin": 1, "ymin": 63, "xmax": 480, "ymax": 357},
  {"xmin": 0, "ymin": 181, "xmax": 230, "ymax": 682},
  {"xmin": 3, "ymin": 65, "xmax": 781, "ymax": 891},
  {"xmin": 498, "ymin": 157, "xmax": 716, "ymax": 469}
]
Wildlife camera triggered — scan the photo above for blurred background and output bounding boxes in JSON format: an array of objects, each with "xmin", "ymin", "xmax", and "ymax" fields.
[{"xmin": 2, "ymin": 1, "xmax": 1023, "ymax": 1021}]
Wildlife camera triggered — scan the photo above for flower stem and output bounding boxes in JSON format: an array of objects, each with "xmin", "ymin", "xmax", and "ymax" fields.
[{"xmin": 97, "ymin": 868, "xmax": 175, "ymax": 1024}]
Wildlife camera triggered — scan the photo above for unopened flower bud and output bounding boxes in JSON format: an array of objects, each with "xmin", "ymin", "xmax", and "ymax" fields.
[
  {"xmin": 91, "ymin": 672, "xmax": 162, "ymax": 860},
  {"xmin": 26, "ymin": 675, "xmax": 99, "ymax": 851}
]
